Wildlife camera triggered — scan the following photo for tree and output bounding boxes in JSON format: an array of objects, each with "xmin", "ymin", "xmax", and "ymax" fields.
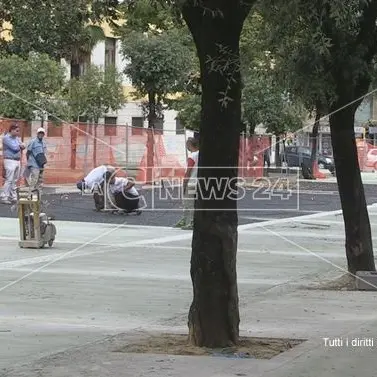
[
  {"xmin": 240, "ymin": 11, "xmax": 274, "ymax": 73},
  {"xmin": 118, "ymin": 25, "xmax": 194, "ymax": 183},
  {"xmin": 66, "ymin": 64, "xmax": 125, "ymax": 123},
  {"xmin": 1, "ymin": 0, "xmax": 119, "ymax": 60},
  {"xmin": 0, "ymin": 53, "xmax": 65, "ymax": 120},
  {"xmin": 173, "ymin": 94, "xmax": 201, "ymax": 130},
  {"xmin": 262, "ymin": 0, "xmax": 377, "ymax": 273},
  {"xmin": 253, "ymin": 4, "xmax": 329, "ymax": 173},
  {"xmin": 180, "ymin": 0, "xmax": 254, "ymax": 347},
  {"xmin": 65, "ymin": 64, "xmax": 125, "ymax": 166},
  {"xmin": 173, "ymin": 11, "xmax": 289, "ymax": 134},
  {"xmin": 242, "ymin": 71, "xmax": 305, "ymax": 166},
  {"xmin": 117, "ymin": 0, "xmax": 182, "ymax": 32},
  {"xmin": 242, "ymin": 72, "xmax": 304, "ymax": 136},
  {"xmin": 117, "ymin": 0, "xmax": 198, "ymax": 125},
  {"xmin": 239, "ymin": 9, "xmax": 305, "ymax": 168},
  {"xmin": 119, "ymin": 29, "xmax": 193, "ymax": 127}
]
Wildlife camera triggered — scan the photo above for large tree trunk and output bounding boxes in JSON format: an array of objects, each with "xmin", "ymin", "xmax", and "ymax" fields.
[
  {"xmin": 182, "ymin": 1, "xmax": 252, "ymax": 348},
  {"xmin": 310, "ymin": 110, "xmax": 320, "ymax": 172},
  {"xmin": 330, "ymin": 106, "xmax": 375, "ymax": 274}
]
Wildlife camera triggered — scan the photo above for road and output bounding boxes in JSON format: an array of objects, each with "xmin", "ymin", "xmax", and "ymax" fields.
[{"xmin": 1, "ymin": 186, "xmax": 377, "ymax": 226}]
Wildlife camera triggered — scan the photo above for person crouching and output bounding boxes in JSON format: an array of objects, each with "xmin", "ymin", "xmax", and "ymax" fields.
[
  {"xmin": 76, "ymin": 164, "xmax": 115, "ymax": 211},
  {"xmin": 104, "ymin": 171, "xmax": 140, "ymax": 212}
]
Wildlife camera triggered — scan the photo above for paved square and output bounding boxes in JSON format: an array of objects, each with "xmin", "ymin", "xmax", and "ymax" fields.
[{"xmin": 1, "ymin": 207, "xmax": 377, "ymax": 376}]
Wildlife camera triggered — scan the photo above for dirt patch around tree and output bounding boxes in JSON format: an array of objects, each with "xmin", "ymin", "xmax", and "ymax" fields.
[
  {"xmin": 113, "ymin": 333, "xmax": 305, "ymax": 360},
  {"xmin": 303, "ymin": 273, "xmax": 356, "ymax": 291}
]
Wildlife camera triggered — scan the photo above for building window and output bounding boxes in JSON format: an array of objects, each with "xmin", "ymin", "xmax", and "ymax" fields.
[
  {"xmin": 105, "ymin": 37, "xmax": 116, "ymax": 69},
  {"xmin": 104, "ymin": 116, "xmax": 117, "ymax": 136},
  {"xmin": 176, "ymin": 118, "xmax": 184, "ymax": 135},
  {"xmin": 131, "ymin": 117, "xmax": 144, "ymax": 135}
]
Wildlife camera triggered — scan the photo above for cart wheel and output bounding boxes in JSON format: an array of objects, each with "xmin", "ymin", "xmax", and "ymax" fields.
[{"xmin": 48, "ymin": 239, "xmax": 54, "ymax": 247}]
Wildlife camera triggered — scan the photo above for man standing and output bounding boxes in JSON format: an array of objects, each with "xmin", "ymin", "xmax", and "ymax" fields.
[
  {"xmin": 175, "ymin": 137, "xmax": 199, "ymax": 230},
  {"xmin": 25, "ymin": 127, "xmax": 47, "ymax": 194},
  {"xmin": 0, "ymin": 123, "xmax": 25, "ymax": 204}
]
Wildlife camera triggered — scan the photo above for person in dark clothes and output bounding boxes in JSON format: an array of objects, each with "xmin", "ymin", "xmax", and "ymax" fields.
[{"xmin": 104, "ymin": 171, "xmax": 140, "ymax": 212}]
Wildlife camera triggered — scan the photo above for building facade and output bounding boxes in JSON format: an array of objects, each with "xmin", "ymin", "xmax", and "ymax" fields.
[{"xmin": 63, "ymin": 25, "xmax": 181, "ymax": 135}]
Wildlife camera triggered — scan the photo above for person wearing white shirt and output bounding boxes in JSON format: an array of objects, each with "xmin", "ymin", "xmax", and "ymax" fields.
[
  {"xmin": 77, "ymin": 164, "xmax": 115, "ymax": 191},
  {"xmin": 104, "ymin": 171, "xmax": 140, "ymax": 212},
  {"xmin": 76, "ymin": 164, "xmax": 115, "ymax": 211}
]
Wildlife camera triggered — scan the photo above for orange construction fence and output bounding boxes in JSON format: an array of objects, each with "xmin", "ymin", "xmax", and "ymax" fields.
[
  {"xmin": 356, "ymin": 138, "xmax": 377, "ymax": 172},
  {"xmin": 238, "ymin": 134, "xmax": 270, "ymax": 179},
  {"xmin": 0, "ymin": 119, "xmax": 189, "ymax": 185},
  {"xmin": 1, "ymin": 117, "xmax": 272, "ymax": 186}
]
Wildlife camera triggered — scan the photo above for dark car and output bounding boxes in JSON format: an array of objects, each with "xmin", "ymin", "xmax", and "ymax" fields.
[{"xmin": 283, "ymin": 146, "xmax": 335, "ymax": 173}]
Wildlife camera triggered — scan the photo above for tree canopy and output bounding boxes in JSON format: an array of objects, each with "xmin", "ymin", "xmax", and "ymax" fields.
[
  {"xmin": 117, "ymin": 3, "xmax": 196, "ymax": 126},
  {"xmin": 173, "ymin": 93, "xmax": 201, "ymax": 130},
  {"xmin": 259, "ymin": 0, "xmax": 377, "ymax": 273},
  {"xmin": 258, "ymin": 0, "xmax": 377, "ymax": 112},
  {"xmin": 242, "ymin": 72, "xmax": 305, "ymax": 135},
  {"xmin": 0, "ymin": 53, "xmax": 65, "ymax": 120},
  {"xmin": 120, "ymin": 30, "xmax": 192, "ymax": 101},
  {"xmin": 0, "ymin": 0, "xmax": 119, "ymax": 60},
  {"xmin": 116, "ymin": 0, "xmax": 182, "ymax": 33},
  {"xmin": 65, "ymin": 64, "xmax": 125, "ymax": 122}
]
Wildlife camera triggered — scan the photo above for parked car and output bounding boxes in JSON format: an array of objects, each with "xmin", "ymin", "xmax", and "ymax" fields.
[{"xmin": 283, "ymin": 146, "xmax": 335, "ymax": 173}]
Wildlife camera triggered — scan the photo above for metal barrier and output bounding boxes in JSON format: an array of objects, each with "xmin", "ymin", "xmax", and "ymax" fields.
[{"xmin": 1, "ymin": 117, "xmax": 272, "ymax": 185}]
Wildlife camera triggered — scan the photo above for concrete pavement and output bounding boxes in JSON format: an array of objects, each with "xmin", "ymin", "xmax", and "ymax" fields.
[{"xmin": 1, "ymin": 207, "xmax": 377, "ymax": 376}]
